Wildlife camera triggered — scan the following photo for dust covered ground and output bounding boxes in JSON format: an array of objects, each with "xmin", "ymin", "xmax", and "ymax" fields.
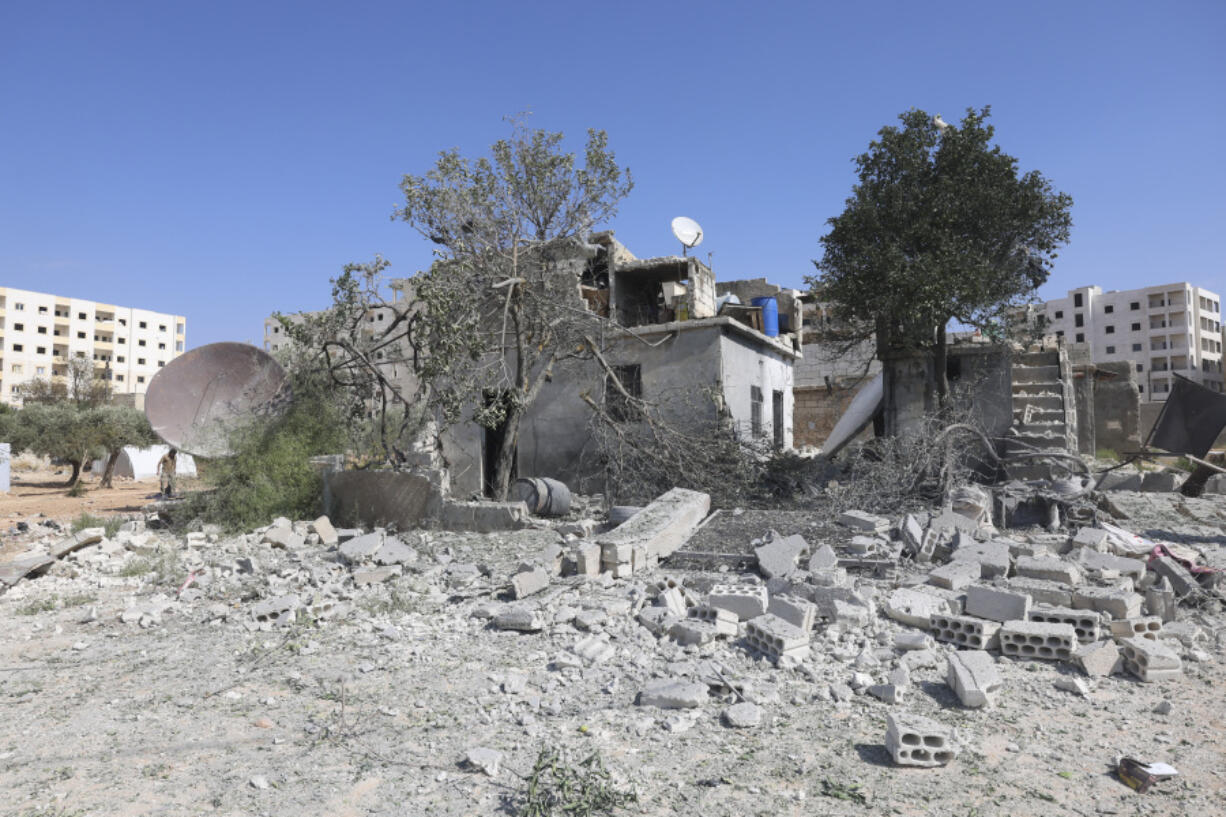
[{"xmin": 1, "ymin": 490, "xmax": 1225, "ymax": 817}]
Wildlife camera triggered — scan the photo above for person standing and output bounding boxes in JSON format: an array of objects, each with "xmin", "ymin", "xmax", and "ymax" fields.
[{"xmin": 157, "ymin": 448, "xmax": 178, "ymax": 498}]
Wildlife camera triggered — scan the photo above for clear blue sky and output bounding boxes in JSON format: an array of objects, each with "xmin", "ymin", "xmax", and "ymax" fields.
[{"xmin": 2, "ymin": 1, "xmax": 1223, "ymax": 348}]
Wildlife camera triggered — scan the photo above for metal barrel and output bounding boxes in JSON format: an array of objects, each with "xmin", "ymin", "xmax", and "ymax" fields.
[{"xmin": 511, "ymin": 477, "xmax": 572, "ymax": 516}]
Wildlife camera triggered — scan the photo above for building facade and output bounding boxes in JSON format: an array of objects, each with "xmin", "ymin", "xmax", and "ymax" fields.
[
  {"xmin": 1040, "ymin": 283, "xmax": 1223, "ymax": 399},
  {"xmin": 0, "ymin": 286, "xmax": 186, "ymax": 405}
]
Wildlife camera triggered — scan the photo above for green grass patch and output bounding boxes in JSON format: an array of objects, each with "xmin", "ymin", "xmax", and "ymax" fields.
[{"xmin": 71, "ymin": 512, "xmax": 123, "ymax": 538}]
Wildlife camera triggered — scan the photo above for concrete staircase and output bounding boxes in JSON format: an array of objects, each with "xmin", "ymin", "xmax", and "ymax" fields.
[{"xmin": 1004, "ymin": 349, "xmax": 1078, "ymax": 480}]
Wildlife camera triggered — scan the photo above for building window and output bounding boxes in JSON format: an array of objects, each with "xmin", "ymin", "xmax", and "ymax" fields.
[
  {"xmin": 1106, "ymin": 345, "xmax": 1115, "ymax": 354},
  {"xmin": 606, "ymin": 364, "xmax": 642, "ymax": 421},
  {"xmin": 77, "ymin": 331, "xmax": 85, "ymax": 339},
  {"xmin": 36, "ymin": 326, "xmax": 46, "ymax": 334},
  {"xmin": 1130, "ymin": 301, "xmax": 1140, "ymax": 310},
  {"xmin": 751, "ymin": 385, "xmax": 764, "ymax": 437},
  {"xmin": 36, "ymin": 346, "xmax": 45, "ymax": 354},
  {"xmin": 118, "ymin": 337, "xmax": 125, "ymax": 344},
  {"xmin": 157, "ymin": 361, "xmax": 165, "ymax": 367},
  {"xmin": 1074, "ymin": 293, "xmax": 1084, "ymax": 308},
  {"xmin": 1132, "ymin": 343, "xmax": 1142, "ymax": 352},
  {"xmin": 158, "ymin": 342, "xmax": 165, "ymax": 350},
  {"xmin": 116, "ymin": 356, "xmax": 125, "ymax": 363},
  {"xmin": 1136, "ymin": 363, "xmax": 1143, "ymax": 372},
  {"xmin": 1104, "ymin": 304, "xmax": 1114, "ymax": 314},
  {"xmin": 37, "ymin": 306, "xmax": 46, "ymax": 314},
  {"xmin": 1105, "ymin": 325, "xmax": 1114, "ymax": 334},
  {"xmin": 1131, "ymin": 322, "xmax": 1141, "ymax": 331},
  {"xmin": 13, "ymin": 322, "xmax": 23, "ymax": 331},
  {"xmin": 1054, "ymin": 310, "xmax": 1064, "ymax": 319},
  {"xmin": 138, "ymin": 321, "xmax": 147, "ymax": 329},
  {"xmin": 158, "ymin": 324, "xmax": 166, "ymax": 332},
  {"xmin": 1075, "ymin": 333, "xmax": 1084, "ymax": 343},
  {"xmin": 175, "ymin": 341, "xmax": 183, "ymax": 352},
  {"xmin": 11, "ymin": 364, "xmax": 21, "ymax": 374},
  {"xmin": 1074, "ymin": 314, "xmax": 1084, "ymax": 328},
  {"xmin": 12, "ymin": 343, "xmax": 21, "ymax": 352},
  {"xmin": 176, "ymin": 323, "xmax": 184, "ymax": 334},
  {"xmin": 1055, "ymin": 330, "xmax": 1064, "ymax": 338},
  {"xmin": 35, "ymin": 367, "xmax": 45, "ymax": 375},
  {"xmin": 136, "ymin": 375, "xmax": 145, "ymax": 384},
  {"xmin": 137, "ymin": 358, "xmax": 146, "ymax": 365},
  {"xmin": 1138, "ymin": 384, "xmax": 1144, "ymax": 393},
  {"xmin": 77, "ymin": 312, "xmax": 86, "ymax": 320},
  {"xmin": 116, "ymin": 374, "xmax": 124, "ymax": 382},
  {"xmin": 119, "ymin": 318, "xmax": 127, "ymax": 326},
  {"xmin": 14, "ymin": 303, "xmax": 23, "ymax": 311}
]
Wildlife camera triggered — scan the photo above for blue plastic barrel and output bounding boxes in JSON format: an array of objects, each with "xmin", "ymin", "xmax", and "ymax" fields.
[{"xmin": 751, "ymin": 296, "xmax": 779, "ymax": 337}]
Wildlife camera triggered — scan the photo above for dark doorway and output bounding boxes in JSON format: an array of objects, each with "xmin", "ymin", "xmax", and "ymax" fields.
[
  {"xmin": 772, "ymin": 390, "xmax": 785, "ymax": 449},
  {"xmin": 482, "ymin": 390, "xmax": 518, "ymax": 498}
]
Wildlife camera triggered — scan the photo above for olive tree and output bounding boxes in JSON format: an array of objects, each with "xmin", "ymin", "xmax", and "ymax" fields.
[{"xmin": 393, "ymin": 121, "xmax": 633, "ymax": 499}]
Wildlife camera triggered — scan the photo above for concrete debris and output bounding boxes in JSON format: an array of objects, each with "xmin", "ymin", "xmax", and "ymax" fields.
[
  {"xmin": 510, "ymin": 566, "xmax": 550, "ymax": 599},
  {"xmin": 338, "ymin": 532, "xmax": 383, "ymax": 564},
  {"xmin": 1075, "ymin": 639, "xmax": 1122, "ymax": 677},
  {"xmin": 837, "ymin": 510, "xmax": 890, "ymax": 534},
  {"xmin": 1014, "ymin": 556, "xmax": 1081, "ymax": 586},
  {"xmin": 1028, "ymin": 606, "xmax": 1101, "ymax": 643},
  {"xmin": 309, "ymin": 516, "xmax": 338, "ymax": 546},
  {"xmin": 999, "ymin": 620, "xmax": 1077, "ymax": 661},
  {"xmin": 946, "ymin": 650, "xmax": 1002, "ymax": 708},
  {"xmin": 464, "ymin": 746, "xmax": 503, "ymax": 777},
  {"xmin": 722, "ymin": 701, "xmax": 762, "ymax": 728},
  {"xmin": 1120, "ymin": 636, "xmax": 1183, "ymax": 682},
  {"xmin": 1071, "ymin": 586, "xmax": 1143, "ymax": 620},
  {"xmin": 930, "ymin": 613, "xmax": 1001, "ymax": 650},
  {"xmin": 965, "ymin": 585, "xmax": 1032, "ymax": 623},
  {"xmin": 493, "ymin": 607, "xmax": 545, "ymax": 632},
  {"xmin": 744, "ymin": 614, "xmax": 809, "ymax": 662},
  {"xmin": 707, "ymin": 583, "xmax": 768, "ymax": 621},
  {"xmin": 807, "ymin": 543, "xmax": 838, "ymax": 572},
  {"xmin": 883, "ymin": 587, "xmax": 950, "ymax": 628},
  {"xmin": 373, "ymin": 537, "xmax": 419, "ymax": 566},
  {"xmin": 637, "ymin": 679, "xmax": 708, "ymax": 709},
  {"xmin": 886, "ymin": 712, "xmax": 958, "ymax": 767},
  {"xmin": 927, "ymin": 560, "xmax": 981, "ymax": 590},
  {"xmin": 754, "ymin": 534, "xmax": 806, "ymax": 579}
]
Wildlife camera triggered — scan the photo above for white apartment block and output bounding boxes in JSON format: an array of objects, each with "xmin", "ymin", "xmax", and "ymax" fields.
[
  {"xmin": 1040, "ymin": 282, "xmax": 1223, "ymax": 400},
  {"xmin": 0, "ymin": 286, "xmax": 186, "ymax": 405}
]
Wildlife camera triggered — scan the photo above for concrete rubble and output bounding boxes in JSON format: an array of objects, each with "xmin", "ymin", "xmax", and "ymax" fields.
[{"xmin": 0, "ymin": 477, "xmax": 1223, "ymax": 813}]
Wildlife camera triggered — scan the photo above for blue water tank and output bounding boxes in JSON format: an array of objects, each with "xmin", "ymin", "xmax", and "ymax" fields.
[{"xmin": 751, "ymin": 296, "xmax": 779, "ymax": 337}]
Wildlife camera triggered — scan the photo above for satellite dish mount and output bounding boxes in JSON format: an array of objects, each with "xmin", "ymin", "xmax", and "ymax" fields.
[{"xmin": 670, "ymin": 216, "xmax": 704, "ymax": 257}]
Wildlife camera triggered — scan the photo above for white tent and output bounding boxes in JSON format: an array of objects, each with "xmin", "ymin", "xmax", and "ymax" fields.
[{"xmin": 92, "ymin": 445, "xmax": 197, "ymax": 480}]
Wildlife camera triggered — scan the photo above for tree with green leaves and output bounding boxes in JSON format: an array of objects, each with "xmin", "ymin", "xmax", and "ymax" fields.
[
  {"xmin": 94, "ymin": 405, "xmax": 160, "ymax": 488},
  {"xmin": 810, "ymin": 106, "xmax": 1073, "ymax": 402},
  {"xmin": 392, "ymin": 120, "xmax": 633, "ymax": 499}
]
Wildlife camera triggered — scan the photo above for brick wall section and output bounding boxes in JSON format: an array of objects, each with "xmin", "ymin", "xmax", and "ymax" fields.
[{"xmin": 794, "ymin": 380, "xmax": 875, "ymax": 449}]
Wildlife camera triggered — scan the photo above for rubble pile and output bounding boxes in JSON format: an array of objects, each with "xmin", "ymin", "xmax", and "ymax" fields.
[{"xmin": 0, "ymin": 481, "xmax": 1223, "ymax": 814}]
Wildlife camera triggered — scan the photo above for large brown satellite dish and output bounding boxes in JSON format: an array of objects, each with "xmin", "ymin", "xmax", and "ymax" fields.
[{"xmin": 145, "ymin": 342, "xmax": 288, "ymax": 458}]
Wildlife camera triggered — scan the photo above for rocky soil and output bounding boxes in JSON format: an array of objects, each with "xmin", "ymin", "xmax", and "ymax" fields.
[{"xmin": 1, "ymin": 490, "xmax": 1224, "ymax": 817}]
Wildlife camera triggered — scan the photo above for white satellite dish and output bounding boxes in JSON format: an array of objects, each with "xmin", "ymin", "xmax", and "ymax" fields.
[{"xmin": 671, "ymin": 216, "xmax": 704, "ymax": 255}]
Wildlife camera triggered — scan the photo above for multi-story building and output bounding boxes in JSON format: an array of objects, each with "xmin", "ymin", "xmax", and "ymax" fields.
[
  {"xmin": 1040, "ymin": 283, "xmax": 1223, "ymax": 399},
  {"xmin": 0, "ymin": 286, "xmax": 186, "ymax": 405}
]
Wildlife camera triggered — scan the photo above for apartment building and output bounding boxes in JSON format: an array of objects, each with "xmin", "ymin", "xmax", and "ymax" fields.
[
  {"xmin": 0, "ymin": 286, "xmax": 186, "ymax": 405},
  {"xmin": 1040, "ymin": 283, "xmax": 1223, "ymax": 399}
]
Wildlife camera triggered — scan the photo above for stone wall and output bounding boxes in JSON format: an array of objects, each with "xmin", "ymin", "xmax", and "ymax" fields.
[{"xmin": 1092, "ymin": 361, "xmax": 1142, "ymax": 455}]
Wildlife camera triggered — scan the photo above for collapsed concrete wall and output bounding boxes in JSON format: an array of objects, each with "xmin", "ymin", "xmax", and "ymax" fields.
[
  {"xmin": 1092, "ymin": 361, "xmax": 1142, "ymax": 455},
  {"xmin": 881, "ymin": 344, "xmax": 1014, "ymax": 444}
]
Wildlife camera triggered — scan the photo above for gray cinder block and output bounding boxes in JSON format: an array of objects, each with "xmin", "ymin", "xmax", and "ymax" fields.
[{"xmin": 886, "ymin": 712, "xmax": 958, "ymax": 767}]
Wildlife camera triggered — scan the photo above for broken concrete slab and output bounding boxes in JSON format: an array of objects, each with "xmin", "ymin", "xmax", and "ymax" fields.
[
  {"xmin": 1014, "ymin": 556, "xmax": 1081, "ymax": 586},
  {"xmin": 1006, "ymin": 576, "xmax": 1072, "ymax": 608},
  {"xmin": 744, "ymin": 614, "xmax": 809, "ymax": 661},
  {"xmin": 511, "ymin": 566, "xmax": 550, "ymax": 599},
  {"xmin": 965, "ymin": 585, "xmax": 1031, "ymax": 623},
  {"xmin": 309, "ymin": 516, "xmax": 338, "ymax": 546},
  {"xmin": 767, "ymin": 595, "xmax": 816, "ymax": 632},
  {"xmin": 441, "ymin": 500, "xmax": 530, "ymax": 533},
  {"xmin": 722, "ymin": 701, "xmax": 762, "ymax": 728},
  {"xmin": 946, "ymin": 650, "xmax": 1002, "ymax": 708},
  {"xmin": 755, "ymin": 534, "xmax": 806, "ymax": 579},
  {"xmin": 1148, "ymin": 556, "xmax": 1200, "ymax": 598},
  {"xmin": 637, "ymin": 679, "xmax": 708, "ymax": 709},
  {"xmin": 927, "ymin": 560, "xmax": 981, "ymax": 590},
  {"xmin": 1075, "ymin": 639, "xmax": 1122, "ymax": 677},
  {"xmin": 1072, "ymin": 547, "xmax": 1146, "ymax": 581},
  {"xmin": 50, "ymin": 529, "xmax": 104, "ymax": 559},
  {"xmin": 373, "ymin": 537, "xmax": 419, "ymax": 567},
  {"xmin": 838, "ymin": 510, "xmax": 890, "ymax": 534},
  {"xmin": 1071, "ymin": 586, "xmax": 1143, "ymax": 619},
  {"xmin": 493, "ymin": 607, "xmax": 545, "ymax": 632},
  {"xmin": 595, "ymin": 488, "xmax": 710, "ymax": 562},
  {"xmin": 883, "ymin": 587, "xmax": 950, "ymax": 628},
  {"xmin": 352, "ymin": 566, "xmax": 401, "ymax": 586},
  {"xmin": 949, "ymin": 541, "xmax": 1011, "ymax": 578},
  {"xmin": 338, "ymin": 532, "xmax": 382, "ymax": 564},
  {"xmin": 807, "ymin": 543, "xmax": 838, "ymax": 572},
  {"xmin": 0, "ymin": 553, "xmax": 56, "ymax": 587}
]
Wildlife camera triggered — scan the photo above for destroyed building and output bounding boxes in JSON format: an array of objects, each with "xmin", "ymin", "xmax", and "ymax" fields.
[{"xmin": 267, "ymin": 233, "xmax": 802, "ymax": 499}]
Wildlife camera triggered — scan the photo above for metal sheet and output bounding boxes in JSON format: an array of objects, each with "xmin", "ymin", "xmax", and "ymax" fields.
[{"xmin": 144, "ymin": 342, "xmax": 287, "ymax": 458}]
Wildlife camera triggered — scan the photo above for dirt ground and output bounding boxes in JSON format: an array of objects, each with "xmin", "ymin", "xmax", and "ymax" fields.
[{"xmin": 0, "ymin": 488, "xmax": 1223, "ymax": 817}]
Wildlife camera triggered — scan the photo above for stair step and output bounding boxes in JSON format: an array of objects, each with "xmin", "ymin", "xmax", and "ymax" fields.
[{"xmin": 1011, "ymin": 365, "xmax": 1061, "ymax": 384}]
